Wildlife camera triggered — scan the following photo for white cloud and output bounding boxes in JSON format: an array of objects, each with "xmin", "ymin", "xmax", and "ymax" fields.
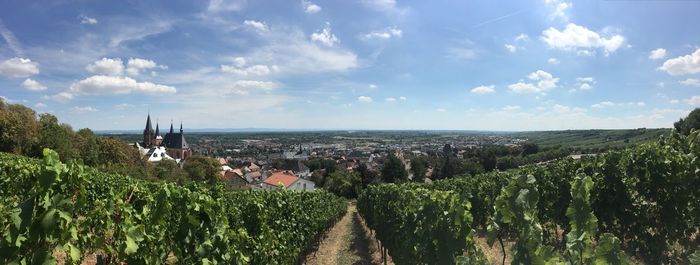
[
  {"xmin": 243, "ymin": 20, "xmax": 268, "ymax": 32},
  {"xmin": 22, "ymin": 78, "xmax": 47, "ymax": 91},
  {"xmin": 470, "ymin": 85, "xmax": 496, "ymax": 94},
  {"xmin": 69, "ymin": 75, "xmax": 176, "ymax": 95},
  {"xmin": 680, "ymin": 78, "xmax": 700, "ymax": 87},
  {"xmin": 358, "ymin": 96, "xmax": 373, "ymax": 103},
  {"xmin": 684, "ymin": 96, "xmax": 700, "ymax": 106},
  {"xmin": 223, "ymin": 80, "xmax": 278, "ymax": 95},
  {"xmin": 648, "ymin": 48, "xmax": 666, "ymax": 60},
  {"xmin": 79, "ymin": 15, "xmax": 98, "ymax": 25},
  {"xmin": 548, "ymin": 58, "xmax": 560, "ymax": 64},
  {"xmin": 574, "ymin": 76, "xmax": 595, "ymax": 91},
  {"xmin": 86, "ymin": 58, "xmax": 124, "ymax": 75},
  {"xmin": 361, "ymin": 0, "xmax": 396, "ymax": 11},
  {"xmin": 504, "ymin": 44, "xmax": 517, "ymax": 53},
  {"xmin": 221, "ymin": 64, "xmax": 277, "ymax": 76},
  {"xmin": 579, "ymin": 83, "xmax": 592, "ymax": 90},
  {"xmin": 576, "ymin": 77, "xmax": 595, "ymax": 83},
  {"xmin": 502, "ymin": 105, "xmax": 521, "ymax": 111},
  {"xmin": 114, "ymin": 103, "xmax": 131, "ymax": 110},
  {"xmin": 126, "ymin": 58, "xmax": 166, "ymax": 75},
  {"xmin": 236, "ymin": 26, "xmax": 357, "ymax": 74},
  {"xmin": 541, "ymin": 23, "xmax": 625, "ymax": 55},
  {"xmin": 436, "ymin": 108, "xmax": 447, "ymax": 112},
  {"xmin": 399, "ymin": 96, "xmax": 406, "ymax": 101},
  {"xmin": 515, "ymin": 34, "xmax": 529, "ymax": 42},
  {"xmin": 0, "ymin": 20, "xmax": 23, "ymax": 55},
  {"xmin": 362, "ymin": 26, "xmax": 402, "ymax": 40},
  {"xmin": 302, "ymin": 0, "xmax": 321, "ymax": 13},
  {"xmin": 0, "ymin": 57, "xmax": 39, "ymax": 78},
  {"xmin": 508, "ymin": 82, "xmax": 539, "ymax": 93},
  {"xmin": 385, "ymin": 97, "xmax": 396, "ymax": 102},
  {"xmin": 207, "ymin": 0, "xmax": 247, "ymax": 12},
  {"xmin": 591, "ymin": 101, "xmax": 616, "ymax": 109},
  {"xmin": 550, "ymin": 1, "xmax": 571, "ymax": 20},
  {"xmin": 591, "ymin": 101, "xmax": 646, "ymax": 108},
  {"xmin": 35, "ymin": 102, "xmax": 47, "ymax": 108},
  {"xmin": 232, "ymin": 57, "xmax": 247, "ymax": 67},
  {"xmin": 311, "ymin": 23, "xmax": 339, "ymax": 47},
  {"xmin": 508, "ymin": 70, "xmax": 559, "ymax": 94},
  {"xmin": 368, "ymin": 84, "xmax": 377, "ymax": 89},
  {"xmin": 45, "ymin": 92, "xmax": 74, "ymax": 102},
  {"xmin": 72, "ymin": 106, "xmax": 98, "ymax": 113},
  {"xmin": 658, "ymin": 48, "xmax": 700, "ymax": 76}
]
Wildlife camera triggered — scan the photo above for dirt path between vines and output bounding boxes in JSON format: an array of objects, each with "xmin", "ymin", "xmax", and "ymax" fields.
[{"xmin": 304, "ymin": 202, "xmax": 393, "ymax": 265}]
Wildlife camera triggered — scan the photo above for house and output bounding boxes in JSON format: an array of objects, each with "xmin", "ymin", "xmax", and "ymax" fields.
[
  {"xmin": 262, "ymin": 171, "xmax": 315, "ymax": 191},
  {"xmin": 223, "ymin": 171, "xmax": 249, "ymax": 189},
  {"xmin": 142, "ymin": 146, "xmax": 174, "ymax": 162},
  {"xmin": 281, "ymin": 159, "xmax": 310, "ymax": 177}
]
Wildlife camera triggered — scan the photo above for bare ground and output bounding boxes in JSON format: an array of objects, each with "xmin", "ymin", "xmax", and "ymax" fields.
[{"xmin": 304, "ymin": 202, "xmax": 393, "ymax": 265}]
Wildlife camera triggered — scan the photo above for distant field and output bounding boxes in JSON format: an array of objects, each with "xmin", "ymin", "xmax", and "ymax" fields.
[{"xmin": 509, "ymin": 128, "xmax": 671, "ymax": 149}]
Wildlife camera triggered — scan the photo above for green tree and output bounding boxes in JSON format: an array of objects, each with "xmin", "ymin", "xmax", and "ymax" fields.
[
  {"xmin": 183, "ymin": 155, "xmax": 221, "ymax": 184},
  {"xmin": 381, "ymin": 153, "xmax": 407, "ymax": 183},
  {"xmin": 153, "ymin": 159, "xmax": 189, "ymax": 183},
  {"xmin": 521, "ymin": 141, "xmax": 540, "ymax": 156},
  {"xmin": 674, "ymin": 108, "xmax": 700, "ymax": 135},
  {"xmin": 357, "ymin": 163, "xmax": 378, "ymax": 186},
  {"xmin": 74, "ymin": 128, "xmax": 99, "ymax": 166},
  {"xmin": 410, "ymin": 156, "xmax": 427, "ymax": 182},
  {"xmin": 323, "ymin": 170, "xmax": 361, "ymax": 198},
  {"xmin": 37, "ymin": 113, "xmax": 75, "ymax": 161},
  {"xmin": 0, "ymin": 100, "xmax": 39, "ymax": 155}
]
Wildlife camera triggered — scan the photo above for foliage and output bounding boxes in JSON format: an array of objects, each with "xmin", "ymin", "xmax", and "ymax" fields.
[
  {"xmin": 357, "ymin": 184, "xmax": 487, "ymax": 265},
  {"xmin": 0, "ymin": 149, "xmax": 347, "ymax": 264},
  {"xmin": 380, "ymin": 153, "xmax": 407, "ymax": 183},
  {"xmin": 182, "ymin": 155, "xmax": 221, "ymax": 184},
  {"xmin": 409, "ymin": 156, "xmax": 427, "ymax": 182},
  {"xmin": 323, "ymin": 169, "xmax": 361, "ymax": 198},
  {"xmin": 674, "ymin": 108, "xmax": 700, "ymax": 135}
]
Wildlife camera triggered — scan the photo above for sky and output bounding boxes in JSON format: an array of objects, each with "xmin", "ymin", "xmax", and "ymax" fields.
[{"xmin": 1, "ymin": 0, "xmax": 700, "ymax": 131}]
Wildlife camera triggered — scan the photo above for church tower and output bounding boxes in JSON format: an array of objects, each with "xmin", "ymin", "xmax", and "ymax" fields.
[{"xmin": 143, "ymin": 113, "xmax": 155, "ymax": 147}]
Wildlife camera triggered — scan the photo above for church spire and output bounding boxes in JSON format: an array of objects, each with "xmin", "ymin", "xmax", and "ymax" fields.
[
  {"xmin": 169, "ymin": 120, "xmax": 174, "ymax": 134},
  {"xmin": 155, "ymin": 121, "xmax": 160, "ymax": 136},
  {"xmin": 180, "ymin": 122, "xmax": 183, "ymax": 133},
  {"xmin": 144, "ymin": 113, "xmax": 153, "ymax": 133}
]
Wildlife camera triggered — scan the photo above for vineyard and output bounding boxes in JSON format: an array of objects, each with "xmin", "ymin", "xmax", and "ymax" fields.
[
  {"xmin": 0, "ymin": 149, "xmax": 346, "ymax": 264},
  {"xmin": 358, "ymin": 130, "xmax": 700, "ymax": 264}
]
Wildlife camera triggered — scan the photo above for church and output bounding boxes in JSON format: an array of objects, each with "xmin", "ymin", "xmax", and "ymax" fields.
[{"xmin": 138, "ymin": 113, "xmax": 193, "ymax": 162}]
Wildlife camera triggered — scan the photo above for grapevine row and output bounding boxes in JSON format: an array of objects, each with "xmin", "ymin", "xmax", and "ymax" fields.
[
  {"xmin": 358, "ymin": 130, "xmax": 700, "ymax": 264},
  {"xmin": 0, "ymin": 149, "xmax": 346, "ymax": 264}
]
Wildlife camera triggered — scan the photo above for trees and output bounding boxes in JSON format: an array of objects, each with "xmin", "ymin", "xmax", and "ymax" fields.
[
  {"xmin": 183, "ymin": 155, "xmax": 221, "ymax": 184},
  {"xmin": 323, "ymin": 170, "xmax": 361, "ymax": 198},
  {"xmin": 521, "ymin": 141, "xmax": 540, "ymax": 156},
  {"xmin": 357, "ymin": 163, "xmax": 379, "ymax": 186},
  {"xmin": 0, "ymin": 100, "xmax": 39, "ymax": 154},
  {"xmin": 381, "ymin": 153, "xmax": 407, "ymax": 183},
  {"xmin": 674, "ymin": 108, "xmax": 700, "ymax": 135},
  {"xmin": 153, "ymin": 159, "xmax": 188, "ymax": 183},
  {"xmin": 410, "ymin": 156, "xmax": 427, "ymax": 182},
  {"xmin": 37, "ymin": 113, "xmax": 75, "ymax": 161}
]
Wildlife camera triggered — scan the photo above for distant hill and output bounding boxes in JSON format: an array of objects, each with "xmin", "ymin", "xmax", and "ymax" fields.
[{"xmin": 508, "ymin": 128, "xmax": 671, "ymax": 149}]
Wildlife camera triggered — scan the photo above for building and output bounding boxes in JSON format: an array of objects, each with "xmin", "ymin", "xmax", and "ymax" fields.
[
  {"xmin": 137, "ymin": 114, "xmax": 193, "ymax": 162},
  {"xmin": 262, "ymin": 171, "xmax": 315, "ymax": 191}
]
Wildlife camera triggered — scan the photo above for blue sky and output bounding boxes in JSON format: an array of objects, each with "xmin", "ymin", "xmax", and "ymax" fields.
[{"xmin": 1, "ymin": 0, "xmax": 700, "ymax": 130}]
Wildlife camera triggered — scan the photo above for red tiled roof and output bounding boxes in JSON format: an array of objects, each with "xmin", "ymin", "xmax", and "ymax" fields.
[
  {"xmin": 263, "ymin": 171, "xmax": 299, "ymax": 188},
  {"xmin": 223, "ymin": 171, "xmax": 246, "ymax": 182}
]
